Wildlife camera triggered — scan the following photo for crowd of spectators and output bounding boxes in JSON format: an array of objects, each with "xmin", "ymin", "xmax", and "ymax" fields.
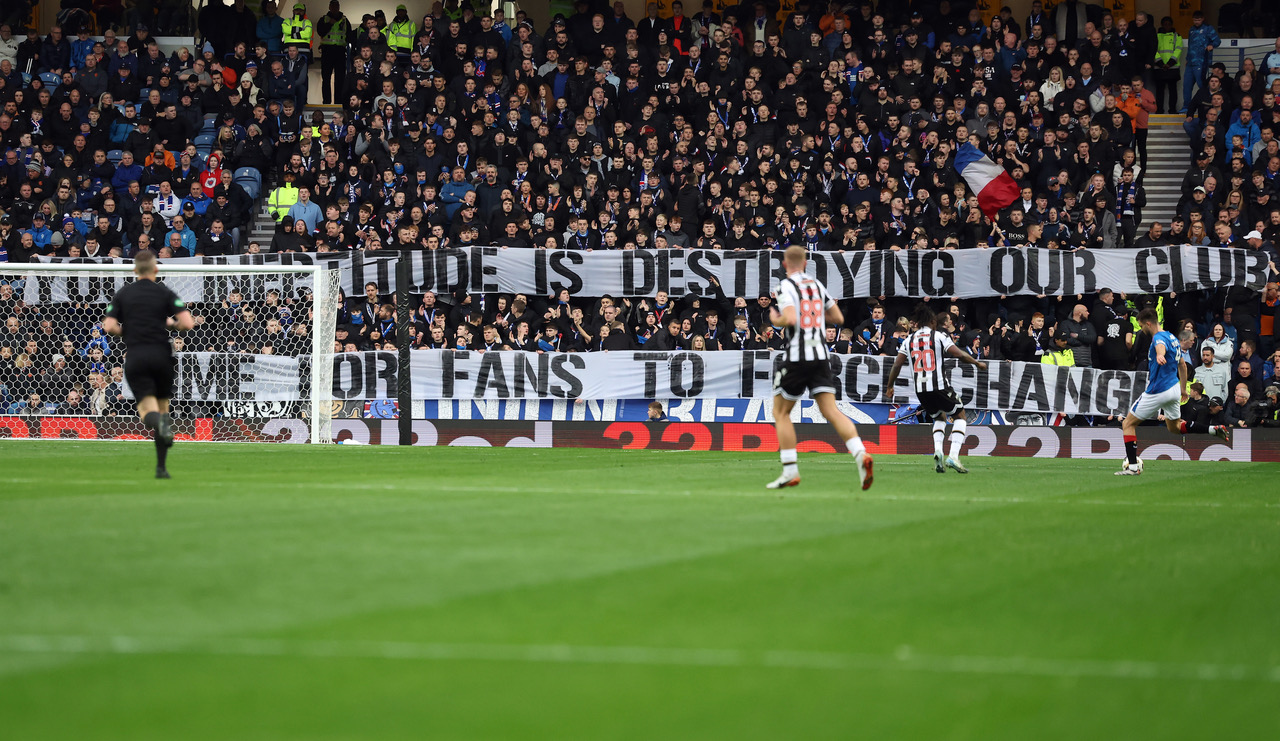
[{"xmin": 1, "ymin": 0, "xmax": 1279, "ymax": 425}]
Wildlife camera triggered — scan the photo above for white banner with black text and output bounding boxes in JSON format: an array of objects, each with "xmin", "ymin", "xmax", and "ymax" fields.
[
  {"xmin": 412, "ymin": 350, "xmax": 1144, "ymax": 416},
  {"xmin": 23, "ymin": 244, "xmax": 1268, "ymax": 303},
  {"xmin": 156, "ymin": 350, "xmax": 1147, "ymax": 417}
]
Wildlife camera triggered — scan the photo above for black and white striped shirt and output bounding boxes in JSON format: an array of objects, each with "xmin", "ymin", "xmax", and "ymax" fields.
[
  {"xmin": 776, "ymin": 272, "xmax": 836, "ymax": 363},
  {"xmin": 899, "ymin": 327, "xmax": 954, "ymax": 393}
]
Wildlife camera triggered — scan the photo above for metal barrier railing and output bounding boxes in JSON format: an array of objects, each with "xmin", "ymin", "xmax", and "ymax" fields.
[{"xmin": 1211, "ymin": 38, "xmax": 1278, "ymax": 76}]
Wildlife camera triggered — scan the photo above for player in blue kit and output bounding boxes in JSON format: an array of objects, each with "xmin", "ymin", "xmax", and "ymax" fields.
[{"xmin": 1117, "ymin": 308, "xmax": 1228, "ymax": 475}]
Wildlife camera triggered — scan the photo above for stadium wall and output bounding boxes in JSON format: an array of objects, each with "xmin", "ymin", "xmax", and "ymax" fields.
[{"xmin": 3, "ymin": 417, "xmax": 1276, "ymax": 462}]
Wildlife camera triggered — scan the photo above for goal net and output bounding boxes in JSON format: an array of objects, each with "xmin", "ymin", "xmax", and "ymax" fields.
[{"xmin": 0, "ymin": 262, "xmax": 341, "ymax": 444}]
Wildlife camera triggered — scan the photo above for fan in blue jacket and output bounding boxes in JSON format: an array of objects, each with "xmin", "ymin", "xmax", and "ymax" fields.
[{"xmin": 111, "ymin": 153, "xmax": 143, "ymax": 193}]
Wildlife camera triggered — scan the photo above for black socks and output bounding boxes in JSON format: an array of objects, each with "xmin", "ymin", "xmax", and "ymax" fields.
[
  {"xmin": 1124, "ymin": 436, "xmax": 1138, "ymax": 466},
  {"xmin": 143, "ymin": 412, "xmax": 169, "ymax": 469}
]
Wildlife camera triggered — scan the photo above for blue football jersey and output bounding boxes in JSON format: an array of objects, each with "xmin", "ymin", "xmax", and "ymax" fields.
[{"xmin": 1145, "ymin": 330, "xmax": 1181, "ymax": 394}]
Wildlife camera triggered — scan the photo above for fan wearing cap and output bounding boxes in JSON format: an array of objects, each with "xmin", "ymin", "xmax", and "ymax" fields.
[
  {"xmin": 53, "ymin": 215, "xmax": 85, "ymax": 254},
  {"xmin": 1040, "ymin": 328, "xmax": 1076, "ymax": 367},
  {"xmin": 1180, "ymin": 149, "xmax": 1222, "ymax": 195},
  {"xmin": 68, "ymin": 25, "xmax": 93, "ymax": 70},
  {"xmin": 282, "ymin": 2, "xmax": 313, "ymax": 52},
  {"xmin": 22, "ymin": 159, "xmax": 47, "ymax": 194},
  {"xmin": 1180, "ymin": 184, "xmax": 1214, "ymax": 225},
  {"xmin": 241, "ymin": 58, "xmax": 261, "ymax": 91},
  {"xmin": 387, "ymin": 4, "xmax": 415, "ymax": 58},
  {"xmin": 108, "ymin": 60, "xmax": 143, "ymax": 102},
  {"xmin": 1244, "ymin": 230, "xmax": 1280, "ymax": 279},
  {"xmin": 22, "ymin": 212, "xmax": 55, "ymax": 254}
]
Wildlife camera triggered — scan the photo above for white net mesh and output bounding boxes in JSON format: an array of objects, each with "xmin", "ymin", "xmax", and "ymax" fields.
[{"xmin": 0, "ymin": 263, "xmax": 341, "ymax": 443}]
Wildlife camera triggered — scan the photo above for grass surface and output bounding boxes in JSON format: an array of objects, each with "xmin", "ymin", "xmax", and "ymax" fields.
[{"xmin": 0, "ymin": 441, "xmax": 1277, "ymax": 739}]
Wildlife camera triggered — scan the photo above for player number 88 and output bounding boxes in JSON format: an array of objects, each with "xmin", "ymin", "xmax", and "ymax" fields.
[{"xmin": 798, "ymin": 299, "xmax": 822, "ymax": 329}]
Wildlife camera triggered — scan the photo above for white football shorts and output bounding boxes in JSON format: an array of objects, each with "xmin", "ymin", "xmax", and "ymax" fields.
[{"xmin": 1130, "ymin": 384, "xmax": 1182, "ymax": 421}]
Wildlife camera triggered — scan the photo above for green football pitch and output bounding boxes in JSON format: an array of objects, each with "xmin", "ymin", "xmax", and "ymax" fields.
[{"xmin": 1, "ymin": 441, "xmax": 1277, "ymax": 739}]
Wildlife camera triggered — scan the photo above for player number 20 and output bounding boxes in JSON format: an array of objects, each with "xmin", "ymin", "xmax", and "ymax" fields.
[{"xmin": 911, "ymin": 342, "xmax": 936, "ymax": 372}]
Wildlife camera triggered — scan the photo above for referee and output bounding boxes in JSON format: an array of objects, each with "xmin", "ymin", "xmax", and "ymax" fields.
[{"xmin": 101, "ymin": 250, "xmax": 194, "ymax": 479}]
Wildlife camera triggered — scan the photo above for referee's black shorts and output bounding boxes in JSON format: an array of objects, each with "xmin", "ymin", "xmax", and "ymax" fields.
[
  {"xmin": 124, "ymin": 347, "xmax": 176, "ymax": 401},
  {"xmin": 918, "ymin": 388, "xmax": 964, "ymax": 420},
  {"xmin": 773, "ymin": 360, "xmax": 837, "ymax": 401}
]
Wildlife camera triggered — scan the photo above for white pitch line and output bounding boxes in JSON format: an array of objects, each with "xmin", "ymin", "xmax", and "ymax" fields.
[
  {"xmin": 0, "ymin": 478, "xmax": 698, "ymax": 499},
  {"xmin": 848, "ymin": 493, "xmax": 1280, "ymax": 509},
  {"xmin": 1, "ymin": 477, "xmax": 1275, "ymax": 509},
  {"xmin": 0, "ymin": 634, "xmax": 1274, "ymax": 685}
]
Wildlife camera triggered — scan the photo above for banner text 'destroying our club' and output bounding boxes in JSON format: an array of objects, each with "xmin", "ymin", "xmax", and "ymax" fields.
[{"xmin": 28, "ymin": 245, "xmax": 1268, "ymax": 303}]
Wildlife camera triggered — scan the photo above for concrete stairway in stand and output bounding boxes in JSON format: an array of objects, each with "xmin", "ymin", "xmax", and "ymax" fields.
[
  {"xmin": 248, "ymin": 204, "xmax": 277, "ymax": 250},
  {"xmin": 1140, "ymin": 115, "xmax": 1192, "ymax": 231}
]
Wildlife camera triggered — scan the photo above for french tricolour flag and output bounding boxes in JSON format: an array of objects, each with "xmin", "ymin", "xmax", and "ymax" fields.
[{"xmin": 954, "ymin": 142, "xmax": 1020, "ymax": 220}]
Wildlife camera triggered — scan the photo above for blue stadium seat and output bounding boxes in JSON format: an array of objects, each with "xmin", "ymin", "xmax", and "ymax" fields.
[
  {"xmin": 107, "ymin": 149, "xmax": 124, "ymax": 164},
  {"xmin": 39, "ymin": 72, "xmax": 60, "ymax": 87},
  {"xmin": 109, "ymin": 121, "xmax": 135, "ymax": 145},
  {"xmin": 21, "ymin": 73, "xmax": 31, "ymax": 85},
  {"xmin": 234, "ymin": 167, "xmax": 261, "ymax": 200},
  {"xmin": 234, "ymin": 167, "xmax": 261, "ymax": 187},
  {"xmin": 194, "ymin": 133, "xmax": 216, "ymax": 148},
  {"xmin": 139, "ymin": 87, "xmax": 151, "ymax": 99}
]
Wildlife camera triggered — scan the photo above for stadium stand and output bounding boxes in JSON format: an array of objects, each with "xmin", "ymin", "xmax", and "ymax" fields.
[{"xmin": 0, "ymin": 1, "xmax": 1278, "ymax": 428}]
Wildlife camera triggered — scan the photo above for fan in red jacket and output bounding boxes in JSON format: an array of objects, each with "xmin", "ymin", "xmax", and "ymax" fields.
[{"xmin": 201, "ymin": 152, "xmax": 224, "ymax": 197}]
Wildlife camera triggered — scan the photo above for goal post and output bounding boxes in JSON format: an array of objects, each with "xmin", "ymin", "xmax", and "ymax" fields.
[{"xmin": 0, "ymin": 262, "xmax": 341, "ymax": 444}]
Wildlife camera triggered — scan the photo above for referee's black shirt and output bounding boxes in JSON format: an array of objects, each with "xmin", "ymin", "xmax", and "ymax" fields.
[{"xmin": 104, "ymin": 280, "xmax": 185, "ymax": 349}]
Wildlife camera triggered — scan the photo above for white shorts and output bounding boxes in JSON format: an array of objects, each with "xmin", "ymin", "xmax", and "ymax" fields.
[{"xmin": 1130, "ymin": 384, "xmax": 1182, "ymax": 421}]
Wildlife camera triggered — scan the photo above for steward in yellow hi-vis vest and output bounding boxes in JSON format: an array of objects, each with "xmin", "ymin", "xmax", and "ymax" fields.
[
  {"xmin": 1041, "ymin": 332, "xmax": 1076, "ymax": 367},
  {"xmin": 1152, "ymin": 16, "xmax": 1183, "ymax": 113},
  {"xmin": 316, "ymin": 0, "xmax": 350, "ymax": 104},
  {"xmin": 387, "ymin": 4, "xmax": 416, "ymax": 55},
  {"xmin": 268, "ymin": 175, "xmax": 301, "ymax": 221},
  {"xmin": 282, "ymin": 2, "xmax": 314, "ymax": 51}
]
